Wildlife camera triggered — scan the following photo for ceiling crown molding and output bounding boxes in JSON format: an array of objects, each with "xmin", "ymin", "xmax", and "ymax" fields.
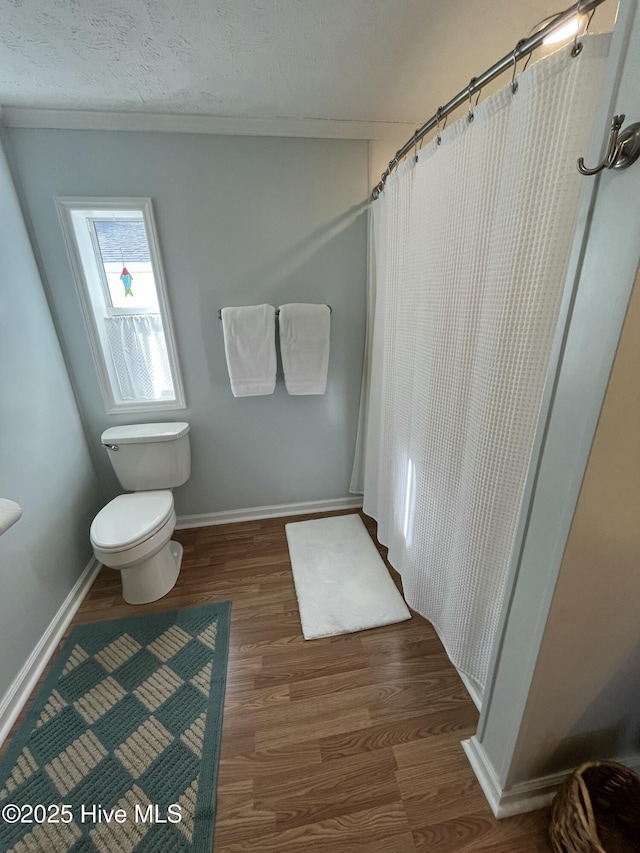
[{"xmin": 0, "ymin": 107, "xmax": 417, "ymax": 141}]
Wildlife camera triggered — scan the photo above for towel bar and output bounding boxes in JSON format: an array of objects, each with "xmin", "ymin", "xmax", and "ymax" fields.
[{"xmin": 217, "ymin": 305, "xmax": 331, "ymax": 320}]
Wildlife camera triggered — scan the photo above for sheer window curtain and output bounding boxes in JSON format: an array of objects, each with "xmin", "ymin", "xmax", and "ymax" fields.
[
  {"xmin": 104, "ymin": 314, "xmax": 173, "ymax": 401},
  {"xmin": 352, "ymin": 36, "xmax": 610, "ymax": 691}
]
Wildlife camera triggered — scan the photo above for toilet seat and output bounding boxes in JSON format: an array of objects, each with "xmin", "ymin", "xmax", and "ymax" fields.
[{"xmin": 91, "ymin": 490, "xmax": 174, "ymax": 552}]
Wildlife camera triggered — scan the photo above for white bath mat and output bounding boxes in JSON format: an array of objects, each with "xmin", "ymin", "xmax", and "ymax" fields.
[{"xmin": 285, "ymin": 514, "xmax": 411, "ymax": 639}]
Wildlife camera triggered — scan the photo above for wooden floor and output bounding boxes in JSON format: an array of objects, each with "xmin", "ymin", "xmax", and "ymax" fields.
[{"xmin": 2, "ymin": 510, "xmax": 553, "ymax": 852}]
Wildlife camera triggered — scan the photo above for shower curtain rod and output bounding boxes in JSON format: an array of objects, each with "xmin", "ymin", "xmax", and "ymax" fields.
[{"xmin": 371, "ymin": 0, "xmax": 608, "ymax": 200}]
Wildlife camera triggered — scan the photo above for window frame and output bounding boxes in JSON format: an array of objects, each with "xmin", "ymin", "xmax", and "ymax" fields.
[{"xmin": 56, "ymin": 197, "xmax": 186, "ymax": 414}]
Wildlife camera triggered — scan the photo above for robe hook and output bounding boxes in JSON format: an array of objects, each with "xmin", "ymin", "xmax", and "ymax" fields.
[{"xmin": 577, "ymin": 114, "xmax": 640, "ymax": 175}]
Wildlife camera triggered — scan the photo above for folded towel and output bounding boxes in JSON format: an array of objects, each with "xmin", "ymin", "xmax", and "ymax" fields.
[
  {"xmin": 278, "ymin": 303, "xmax": 331, "ymax": 395},
  {"xmin": 221, "ymin": 305, "xmax": 277, "ymax": 397},
  {"xmin": 0, "ymin": 499, "xmax": 22, "ymax": 536}
]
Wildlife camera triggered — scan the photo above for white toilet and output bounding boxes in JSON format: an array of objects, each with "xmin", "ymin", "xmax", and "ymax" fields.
[{"xmin": 90, "ymin": 422, "xmax": 191, "ymax": 605}]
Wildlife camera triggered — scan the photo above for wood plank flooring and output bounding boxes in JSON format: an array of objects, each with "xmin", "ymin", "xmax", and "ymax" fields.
[{"xmin": 1, "ymin": 510, "xmax": 553, "ymax": 851}]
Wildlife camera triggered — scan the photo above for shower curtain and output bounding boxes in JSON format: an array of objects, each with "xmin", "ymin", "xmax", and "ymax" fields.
[{"xmin": 355, "ymin": 35, "xmax": 609, "ymax": 691}]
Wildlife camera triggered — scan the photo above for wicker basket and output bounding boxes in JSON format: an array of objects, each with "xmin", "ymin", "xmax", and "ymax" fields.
[{"xmin": 549, "ymin": 761, "xmax": 640, "ymax": 853}]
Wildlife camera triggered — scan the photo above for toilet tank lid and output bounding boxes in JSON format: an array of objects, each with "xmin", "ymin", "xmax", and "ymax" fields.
[{"xmin": 101, "ymin": 422, "xmax": 190, "ymax": 445}]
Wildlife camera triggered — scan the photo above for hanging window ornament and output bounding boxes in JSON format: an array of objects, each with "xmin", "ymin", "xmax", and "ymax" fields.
[{"xmin": 120, "ymin": 265, "xmax": 134, "ymax": 297}]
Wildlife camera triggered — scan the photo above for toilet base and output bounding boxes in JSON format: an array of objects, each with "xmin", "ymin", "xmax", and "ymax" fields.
[{"xmin": 119, "ymin": 540, "xmax": 183, "ymax": 605}]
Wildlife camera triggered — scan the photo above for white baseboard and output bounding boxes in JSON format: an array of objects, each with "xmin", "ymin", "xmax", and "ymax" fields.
[
  {"xmin": 462, "ymin": 736, "xmax": 640, "ymax": 819},
  {"xmin": 0, "ymin": 557, "xmax": 101, "ymax": 748},
  {"xmin": 175, "ymin": 495, "xmax": 364, "ymax": 529},
  {"xmin": 462, "ymin": 736, "xmax": 506, "ymax": 817},
  {"xmin": 624, "ymin": 754, "xmax": 640, "ymax": 773},
  {"xmin": 462, "ymin": 736, "xmax": 559, "ymax": 818},
  {"xmin": 459, "ymin": 671, "xmax": 483, "ymax": 712}
]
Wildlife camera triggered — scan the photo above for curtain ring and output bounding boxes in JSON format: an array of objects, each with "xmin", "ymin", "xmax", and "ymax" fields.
[
  {"xmin": 572, "ymin": 0, "xmax": 584, "ymax": 56},
  {"xmin": 573, "ymin": 5, "xmax": 596, "ymax": 57},
  {"xmin": 467, "ymin": 78, "xmax": 477, "ymax": 123},
  {"xmin": 436, "ymin": 109, "xmax": 449, "ymax": 146},
  {"xmin": 584, "ymin": 6, "xmax": 596, "ymax": 34},
  {"xmin": 413, "ymin": 129, "xmax": 420, "ymax": 162},
  {"xmin": 511, "ymin": 48, "xmax": 519, "ymax": 94},
  {"xmin": 571, "ymin": 29, "xmax": 583, "ymax": 56}
]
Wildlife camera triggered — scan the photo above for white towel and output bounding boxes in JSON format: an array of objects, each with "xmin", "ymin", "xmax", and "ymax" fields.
[
  {"xmin": 221, "ymin": 305, "xmax": 277, "ymax": 397},
  {"xmin": 0, "ymin": 499, "xmax": 22, "ymax": 535},
  {"xmin": 278, "ymin": 303, "xmax": 331, "ymax": 395}
]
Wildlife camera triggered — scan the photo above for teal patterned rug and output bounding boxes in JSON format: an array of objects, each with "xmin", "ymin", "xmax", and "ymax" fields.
[{"xmin": 0, "ymin": 602, "xmax": 230, "ymax": 852}]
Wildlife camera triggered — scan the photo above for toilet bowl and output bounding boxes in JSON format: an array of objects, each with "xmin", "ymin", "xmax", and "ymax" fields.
[
  {"xmin": 90, "ymin": 490, "xmax": 182, "ymax": 605},
  {"xmin": 90, "ymin": 422, "xmax": 191, "ymax": 604}
]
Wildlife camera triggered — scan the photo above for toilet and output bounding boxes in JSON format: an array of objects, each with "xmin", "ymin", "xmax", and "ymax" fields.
[{"xmin": 90, "ymin": 422, "xmax": 191, "ymax": 604}]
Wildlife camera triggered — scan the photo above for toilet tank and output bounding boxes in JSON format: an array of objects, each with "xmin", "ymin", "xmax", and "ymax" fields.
[{"xmin": 101, "ymin": 423, "xmax": 191, "ymax": 492}]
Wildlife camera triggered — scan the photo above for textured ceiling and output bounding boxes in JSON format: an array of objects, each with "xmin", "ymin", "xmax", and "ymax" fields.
[{"xmin": 0, "ymin": 0, "xmax": 617, "ymax": 124}]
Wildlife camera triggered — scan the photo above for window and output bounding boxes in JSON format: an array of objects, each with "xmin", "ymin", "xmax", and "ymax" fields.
[{"xmin": 56, "ymin": 198, "xmax": 185, "ymax": 413}]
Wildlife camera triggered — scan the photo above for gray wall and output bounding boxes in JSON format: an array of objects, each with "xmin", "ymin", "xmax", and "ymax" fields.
[
  {"xmin": 6, "ymin": 129, "xmax": 369, "ymax": 516},
  {"xmin": 0, "ymin": 135, "xmax": 102, "ymax": 701}
]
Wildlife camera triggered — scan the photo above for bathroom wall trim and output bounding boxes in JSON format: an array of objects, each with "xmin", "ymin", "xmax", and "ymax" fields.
[
  {"xmin": 175, "ymin": 495, "xmax": 364, "ymax": 529},
  {"xmin": 462, "ymin": 736, "xmax": 558, "ymax": 818},
  {"xmin": 0, "ymin": 557, "xmax": 101, "ymax": 748},
  {"xmin": 461, "ymin": 736, "xmax": 640, "ymax": 819},
  {"xmin": 458, "ymin": 672, "xmax": 483, "ymax": 712},
  {"xmin": 1, "ymin": 107, "xmax": 416, "ymax": 142}
]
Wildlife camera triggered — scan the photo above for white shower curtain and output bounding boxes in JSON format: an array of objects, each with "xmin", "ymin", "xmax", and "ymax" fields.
[{"xmin": 357, "ymin": 35, "xmax": 609, "ymax": 690}]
